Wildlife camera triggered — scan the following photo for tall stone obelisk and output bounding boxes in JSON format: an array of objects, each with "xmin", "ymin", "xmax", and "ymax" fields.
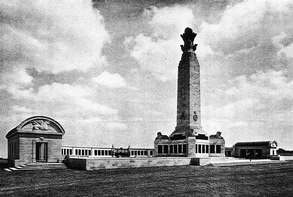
[
  {"xmin": 170, "ymin": 27, "xmax": 206, "ymax": 139},
  {"xmin": 154, "ymin": 27, "xmax": 209, "ymax": 157}
]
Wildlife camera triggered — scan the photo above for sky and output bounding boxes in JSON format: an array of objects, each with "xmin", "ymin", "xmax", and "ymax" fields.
[{"xmin": 1, "ymin": 0, "xmax": 293, "ymax": 157}]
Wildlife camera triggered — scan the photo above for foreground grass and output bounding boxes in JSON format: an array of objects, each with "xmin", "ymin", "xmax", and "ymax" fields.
[{"xmin": 0, "ymin": 161, "xmax": 293, "ymax": 196}]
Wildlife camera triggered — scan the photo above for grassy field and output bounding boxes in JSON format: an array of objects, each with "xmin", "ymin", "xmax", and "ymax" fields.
[{"xmin": 0, "ymin": 161, "xmax": 293, "ymax": 196}]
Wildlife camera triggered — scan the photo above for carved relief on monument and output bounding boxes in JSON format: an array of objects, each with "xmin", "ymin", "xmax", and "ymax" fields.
[
  {"xmin": 31, "ymin": 120, "xmax": 50, "ymax": 131},
  {"xmin": 10, "ymin": 116, "xmax": 65, "ymax": 135},
  {"xmin": 180, "ymin": 111, "xmax": 185, "ymax": 120},
  {"xmin": 193, "ymin": 111, "xmax": 198, "ymax": 122}
]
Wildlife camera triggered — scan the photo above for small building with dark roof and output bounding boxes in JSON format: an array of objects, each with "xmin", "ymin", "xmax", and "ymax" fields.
[
  {"xmin": 232, "ymin": 141, "xmax": 278, "ymax": 159},
  {"xmin": 6, "ymin": 116, "xmax": 65, "ymax": 166}
]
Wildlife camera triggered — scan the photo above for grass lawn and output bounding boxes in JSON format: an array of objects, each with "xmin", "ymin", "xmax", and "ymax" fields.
[{"xmin": 0, "ymin": 161, "xmax": 293, "ymax": 196}]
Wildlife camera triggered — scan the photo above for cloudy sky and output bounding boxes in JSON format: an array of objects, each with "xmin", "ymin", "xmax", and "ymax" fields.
[{"xmin": 1, "ymin": 0, "xmax": 293, "ymax": 157}]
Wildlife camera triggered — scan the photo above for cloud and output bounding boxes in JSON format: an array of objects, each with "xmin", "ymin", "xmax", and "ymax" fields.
[
  {"xmin": 280, "ymin": 43, "xmax": 293, "ymax": 58},
  {"xmin": 93, "ymin": 71, "xmax": 127, "ymax": 88},
  {"xmin": 274, "ymin": 32, "xmax": 293, "ymax": 59},
  {"xmin": 199, "ymin": 0, "xmax": 293, "ymax": 55},
  {"xmin": 103, "ymin": 122, "xmax": 128, "ymax": 131},
  {"xmin": 0, "ymin": 1, "xmax": 134, "ymax": 154},
  {"xmin": 0, "ymin": 65, "xmax": 34, "ymax": 98},
  {"xmin": 124, "ymin": 5, "xmax": 196, "ymax": 81},
  {"xmin": 0, "ymin": 0, "xmax": 110, "ymax": 96},
  {"xmin": 145, "ymin": 5, "xmax": 195, "ymax": 39},
  {"xmin": 2, "ymin": 81, "xmax": 120, "ymax": 124},
  {"xmin": 1, "ymin": 0, "xmax": 109, "ymax": 73},
  {"xmin": 124, "ymin": 34, "xmax": 179, "ymax": 81},
  {"xmin": 225, "ymin": 70, "xmax": 293, "ymax": 103},
  {"xmin": 11, "ymin": 105, "xmax": 33, "ymax": 113},
  {"xmin": 1, "ymin": 81, "xmax": 128, "ymax": 150},
  {"xmin": 196, "ymin": 0, "xmax": 293, "ymax": 149},
  {"xmin": 33, "ymin": 83, "xmax": 118, "ymax": 118},
  {"xmin": 209, "ymin": 69, "xmax": 293, "ymax": 118},
  {"xmin": 203, "ymin": 69, "xmax": 293, "ymax": 144}
]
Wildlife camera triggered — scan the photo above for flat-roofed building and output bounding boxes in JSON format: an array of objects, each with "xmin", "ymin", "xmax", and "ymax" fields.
[{"xmin": 232, "ymin": 141, "xmax": 278, "ymax": 159}]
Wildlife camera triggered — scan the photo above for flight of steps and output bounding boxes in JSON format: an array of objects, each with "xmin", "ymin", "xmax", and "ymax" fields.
[{"xmin": 3, "ymin": 163, "xmax": 67, "ymax": 171}]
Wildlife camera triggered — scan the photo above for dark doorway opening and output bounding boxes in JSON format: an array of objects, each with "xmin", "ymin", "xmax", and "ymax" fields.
[
  {"xmin": 36, "ymin": 142, "xmax": 48, "ymax": 162},
  {"xmin": 240, "ymin": 149, "xmax": 246, "ymax": 158},
  {"xmin": 254, "ymin": 149, "xmax": 262, "ymax": 159}
]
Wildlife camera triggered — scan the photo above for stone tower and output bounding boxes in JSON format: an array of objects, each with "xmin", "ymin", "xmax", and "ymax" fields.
[
  {"xmin": 170, "ymin": 27, "xmax": 206, "ymax": 140},
  {"xmin": 154, "ymin": 27, "xmax": 209, "ymax": 158}
]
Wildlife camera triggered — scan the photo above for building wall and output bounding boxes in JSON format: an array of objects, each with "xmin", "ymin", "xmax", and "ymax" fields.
[
  {"xmin": 209, "ymin": 138, "xmax": 225, "ymax": 157},
  {"xmin": 195, "ymin": 139, "xmax": 210, "ymax": 158},
  {"xmin": 66, "ymin": 157, "xmax": 205, "ymax": 170},
  {"xmin": 154, "ymin": 139, "xmax": 188, "ymax": 157},
  {"xmin": 18, "ymin": 134, "xmax": 63, "ymax": 163},
  {"xmin": 154, "ymin": 138, "xmax": 213, "ymax": 158},
  {"xmin": 7, "ymin": 135, "xmax": 19, "ymax": 161},
  {"xmin": 233, "ymin": 146, "xmax": 275, "ymax": 159},
  {"xmin": 225, "ymin": 148, "xmax": 232, "ymax": 157},
  {"xmin": 61, "ymin": 146, "xmax": 154, "ymax": 158}
]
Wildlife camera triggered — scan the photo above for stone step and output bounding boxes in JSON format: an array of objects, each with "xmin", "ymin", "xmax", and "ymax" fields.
[
  {"xmin": 209, "ymin": 160, "xmax": 284, "ymax": 167},
  {"xmin": 17, "ymin": 163, "xmax": 67, "ymax": 171}
]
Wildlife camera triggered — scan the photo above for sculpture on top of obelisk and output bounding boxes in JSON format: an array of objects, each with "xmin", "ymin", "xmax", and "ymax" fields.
[{"xmin": 180, "ymin": 27, "xmax": 198, "ymax": 52}]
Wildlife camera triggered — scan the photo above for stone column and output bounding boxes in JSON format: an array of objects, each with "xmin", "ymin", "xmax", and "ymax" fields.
[
  {"xmin": 32, "ymin": 140, "xmax": 36, "ymax": 163},
  {"xmin": 187, "ymin": 136, "xmax": 196, "ymax": 157},
  {"xmin": 72, "ymin": 147, "xmax": 76, "ymax": 156}
]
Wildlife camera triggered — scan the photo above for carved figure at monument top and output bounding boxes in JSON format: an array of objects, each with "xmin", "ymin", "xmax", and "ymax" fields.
[
  {"xmin": 180, "ymin": 27, "xmax": 198, "ymax": 52},
  {"xmin": 156, "ymin": 132, "xmax": 169, "ymax": 140}
]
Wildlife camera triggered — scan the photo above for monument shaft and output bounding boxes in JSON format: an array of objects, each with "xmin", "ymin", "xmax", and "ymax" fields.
[{"xmin": 175, "ymin": 51, "xmax": 202, "ymax": 136}]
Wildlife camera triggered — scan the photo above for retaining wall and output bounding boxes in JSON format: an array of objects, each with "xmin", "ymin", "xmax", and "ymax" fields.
[{"xmin": 66, "ymin": 157, "xmax": 211, "ymax": 170}]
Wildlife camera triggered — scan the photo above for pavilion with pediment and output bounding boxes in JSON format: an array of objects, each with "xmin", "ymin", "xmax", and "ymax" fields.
[{"xmin": 6, "ymin": 116, "xmax": 65, "ymax": 166}]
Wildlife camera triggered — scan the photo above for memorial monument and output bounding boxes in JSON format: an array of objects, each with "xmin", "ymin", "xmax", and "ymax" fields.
[
  {"xmin": 154, "ymin": 27, "xmax": 209, "ymax": 157},
  {"xmin": 4, "ymin": 27, "xmax": 225, "ymax": 170}
]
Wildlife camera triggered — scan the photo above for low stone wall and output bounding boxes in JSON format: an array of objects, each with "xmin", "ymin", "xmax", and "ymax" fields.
[
  {"xmin": 279, "ymin": 156, "xmax": 293, "ymax": 161},
  {"xmin": 66, "ymin": 157, "xmax": 211, "ymax": 170}
]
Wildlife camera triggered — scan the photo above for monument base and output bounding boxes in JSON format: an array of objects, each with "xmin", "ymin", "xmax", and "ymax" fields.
[{"xmin": 154, "ymin": 132, "xmax": 209, "ymax": 158}]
